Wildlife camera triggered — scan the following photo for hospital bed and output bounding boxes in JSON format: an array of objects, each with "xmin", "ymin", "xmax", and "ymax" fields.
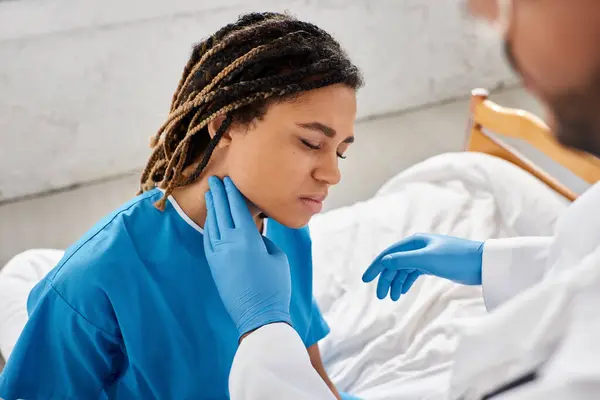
[
  {"xmin": 1, "ymin": 89, "xmax": 600, "ymax": 396},
  {"xmin": 465, "ymin": 88, "xmax": 600, "ymax": 200}
]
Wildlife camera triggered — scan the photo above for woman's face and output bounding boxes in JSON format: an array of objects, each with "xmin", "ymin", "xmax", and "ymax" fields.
[{"xmin": 218, "ymin": 84, "xmax": 357, "ymax": 228}]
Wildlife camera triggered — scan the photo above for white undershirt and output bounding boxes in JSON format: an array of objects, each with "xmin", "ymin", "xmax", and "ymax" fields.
[{"xmin": 157, "ymin": 188, "xmax": 268, "ymax": 235}]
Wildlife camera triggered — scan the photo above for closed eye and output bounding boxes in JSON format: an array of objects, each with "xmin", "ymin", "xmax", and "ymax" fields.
[
  {"xmin": 301, "ymin": 139, "xmax": 321, "ymax": 150},
  {"xmin": 301, "ymin": 139, "xmax": 347, "ymax": 159}
]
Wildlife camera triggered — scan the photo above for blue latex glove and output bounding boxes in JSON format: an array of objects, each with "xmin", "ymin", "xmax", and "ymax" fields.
[
  {"xmin": 203, "ymin": 176, "xmax": 292, "ymax": 338},
  {"xmin": 362, "ymin": 233, "xmax": 484, "ymax": 301}
]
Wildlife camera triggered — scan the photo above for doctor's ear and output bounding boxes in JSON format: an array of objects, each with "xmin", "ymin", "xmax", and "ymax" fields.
[{"xmin": 208, "ymin": 115, "xmax": 234, "ymax": 149}]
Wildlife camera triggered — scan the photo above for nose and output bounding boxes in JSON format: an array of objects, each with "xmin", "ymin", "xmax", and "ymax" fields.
[{"xmin": 313, "ymin": 153, "xmax": 341, "ymax": 186}]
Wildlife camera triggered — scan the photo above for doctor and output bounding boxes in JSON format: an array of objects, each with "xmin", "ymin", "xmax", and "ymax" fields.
[{"xmin": 204, "ymin": 0, "xmax": 600, "ymax": 399}]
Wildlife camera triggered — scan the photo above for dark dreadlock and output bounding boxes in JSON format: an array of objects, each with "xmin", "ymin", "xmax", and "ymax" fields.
[{"xmin": 139, "ymin": 12, "xmax": 363, "ymax": 210}]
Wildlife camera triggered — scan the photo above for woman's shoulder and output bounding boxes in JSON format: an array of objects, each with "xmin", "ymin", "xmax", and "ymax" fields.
[
  {"xmin": 27, "ymin": 241, "xmax": 128, "ymax": 338},
  {"xmin": 76, "ymin": 189, "xmax": 165, "ymax": 249},
  {"xmin": 33, "ymin": 193, "xmax": 160, "ymax": 336},
  {"xmin": 46, "ymin": 190, "xmax": 165, "ymax": 294}
]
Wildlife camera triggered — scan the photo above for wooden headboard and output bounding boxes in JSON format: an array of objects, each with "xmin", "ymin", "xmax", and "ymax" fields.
[{"xmin": 465, "ymin": 88, "xmax": 600, "ymax": 201}]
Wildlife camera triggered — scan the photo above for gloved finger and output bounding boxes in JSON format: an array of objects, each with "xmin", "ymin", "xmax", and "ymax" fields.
[
  {"xmin": 382, "ymin": 248, "xmax": 429, "ymax": 270},
  {"xmin": 223, "ymin": 176, "xmax": 257, "ymax": 232},
  {"xmin": 362, "ymin": 262, "xmax": 384, "ymax": 283},
  {"xmin": 402, "ymin": 270, "xmax": 421, "ymax": 294},
  {"xmin": 363, "ymin": 235, "xmax": 429, "ymax": 282},
  {"xmin": 203, "ymin": 216, "xmax": 213, "ymax": 255},
  {"xmin": 390, "ymin": 270, "xmax": 409, "ymax": 301},
  {"xmin": 376, "ymin": 268, "xmax": 396, "ymax": 299},
  {"xmin": 204, "ymin": 191, "xmax": 220, "ymax": 245},
  {"xmin": 208, "ymin": 176, "xmax": 234, "ymax": 231}
]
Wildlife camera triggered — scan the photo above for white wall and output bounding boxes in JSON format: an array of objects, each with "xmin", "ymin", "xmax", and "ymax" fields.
[{"xmin": 0, "ymin": 0, "xmax": 516, "ymax": 203}]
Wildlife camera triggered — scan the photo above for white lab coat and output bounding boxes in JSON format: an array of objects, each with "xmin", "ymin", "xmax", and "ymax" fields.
[{"xmin": 229, "ymin": 183, "xmax": 600, "ymax": 400}]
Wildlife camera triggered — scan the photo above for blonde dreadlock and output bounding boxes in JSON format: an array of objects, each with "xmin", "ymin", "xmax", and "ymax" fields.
[{"xmin": 139, "ymin": 12, "xmax": 363, "ymax": 210}]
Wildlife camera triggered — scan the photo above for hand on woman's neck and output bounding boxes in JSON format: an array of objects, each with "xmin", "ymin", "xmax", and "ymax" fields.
[{"xmin": 170, "ymin": 178, "xmax": 264, "ymax": 232}]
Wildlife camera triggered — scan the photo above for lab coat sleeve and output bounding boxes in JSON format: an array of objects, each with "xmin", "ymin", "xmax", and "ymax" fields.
[
  {"xmin": 492, "ymin": 266, "xmax": 600, "ymax": 400},
  {"xmin": 481, "ymin": 236, "xmax": 553, "ymax": 310},
  {"xmin": 0, "ymin": 280, "xmax": 121, "ymax": 400},
  {"xmin": 229, "ymin": 323, "xmax": 336, "ymax": 400}
]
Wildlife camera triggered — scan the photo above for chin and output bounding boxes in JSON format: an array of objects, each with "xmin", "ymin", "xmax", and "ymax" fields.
[{"xmin": 262, "ymin": 209, "xmax": 312, "ymax": 230}]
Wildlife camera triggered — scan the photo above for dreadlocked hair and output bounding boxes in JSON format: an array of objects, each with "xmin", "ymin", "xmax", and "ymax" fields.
[{"xmin": 140, "ymin": 12, "xmax": 363, "ymax": 210}]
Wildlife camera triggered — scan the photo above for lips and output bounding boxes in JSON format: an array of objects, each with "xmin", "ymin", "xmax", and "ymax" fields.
[
  {"xmin": 299, "ymin": 193, "xmax": 327, "ymax": 214},
  {"xmin": 299, "ymin": 194, "xmax": 327, "ymax": 203}
]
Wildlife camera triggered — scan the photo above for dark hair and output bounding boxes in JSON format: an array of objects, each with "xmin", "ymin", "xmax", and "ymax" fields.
[{"xmin": 139, "ymin": 12, "xmax": 363, "ymax": 210}]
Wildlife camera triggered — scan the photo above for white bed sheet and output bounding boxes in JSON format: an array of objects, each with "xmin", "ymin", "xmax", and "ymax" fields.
[
  {"xmin": 309, "ymin": 152, "xmax": 568, "ymax": 399},
  {"xmin": 0, "ymin": 249, "xmax": 64, "ymax": 363},
  {"xmin": 0, "ymin": 152, "xmax": 569, "ymax": 397}
]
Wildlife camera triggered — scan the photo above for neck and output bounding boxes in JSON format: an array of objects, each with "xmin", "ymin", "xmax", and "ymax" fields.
[{"xmin": 170, "ymin": 178, "xmax": 264, "ymax": 232}]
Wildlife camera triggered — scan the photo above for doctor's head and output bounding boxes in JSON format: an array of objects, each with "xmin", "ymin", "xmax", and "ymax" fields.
[
  {"xmin": 469, "ymin": 0, "xmax": 600, "ymax": 157},
  {"xmin": 140, "ymin": 12, "xmax": 361, "ymax": 228}
]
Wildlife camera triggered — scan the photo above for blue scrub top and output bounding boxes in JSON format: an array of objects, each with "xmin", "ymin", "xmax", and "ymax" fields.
[{"xmin": 0, "ymin": 189, "xmax": 330, "ymax": 399}]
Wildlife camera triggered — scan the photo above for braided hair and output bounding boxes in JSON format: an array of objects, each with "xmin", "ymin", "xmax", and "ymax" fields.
[{"xmin": 139, "ymin": 12, "xmax": 363, "ymax": 210}]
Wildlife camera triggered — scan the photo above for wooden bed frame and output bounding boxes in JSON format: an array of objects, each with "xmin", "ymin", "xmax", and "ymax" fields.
[{"xmin": 465, "ymin": 88, "xmax": 600, "ymax": 201}]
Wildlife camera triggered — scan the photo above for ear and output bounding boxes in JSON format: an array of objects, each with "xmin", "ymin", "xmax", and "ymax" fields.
[{"xmin": 207, "ymin": 114, "xmax": 233, "ymax": 149}]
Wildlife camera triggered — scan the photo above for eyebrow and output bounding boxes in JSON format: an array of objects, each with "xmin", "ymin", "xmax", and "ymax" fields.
[{"xmin": 297, "ymin": 122, "xmax": 354, "ymax": 143}]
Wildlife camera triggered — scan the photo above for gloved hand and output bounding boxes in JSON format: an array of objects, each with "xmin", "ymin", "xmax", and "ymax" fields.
[
  {"xmin": 362, "ymin": 233, "xmax": 484, "ymax": 301},
  {"xmin": 203, "ymin": 176, "xmax": 292, "ymax": 338}
]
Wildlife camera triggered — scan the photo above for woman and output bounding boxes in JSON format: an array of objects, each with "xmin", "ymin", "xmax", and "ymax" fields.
[{"xmin": 0, "ymin": 12, "xmax": 362, "ymax": 399}]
